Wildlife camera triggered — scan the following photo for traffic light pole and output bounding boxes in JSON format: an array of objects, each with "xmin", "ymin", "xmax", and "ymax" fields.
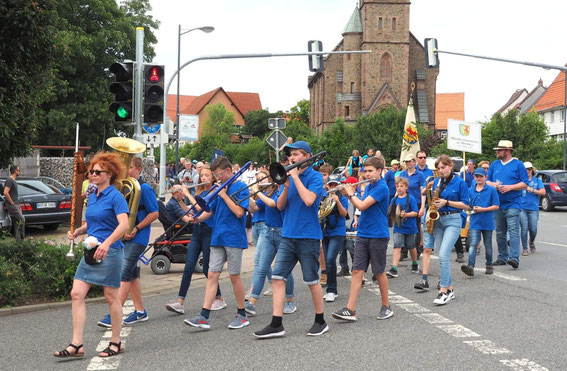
[
  {"xmin": 134, "ymin": 27, "xmax": 144, "ymax": 146},
  {"xmin": 157, "ymin": 50, "xmax": 370, "ymax": 198}
]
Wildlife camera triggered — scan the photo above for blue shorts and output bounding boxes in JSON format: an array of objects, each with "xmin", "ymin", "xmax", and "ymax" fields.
[
  {"xmin": 272, "ymin": 238, "xmax": 319, "ymax": 285},
  {"xmin": 75, "ymin": 247, "xmax": 123, "ymax": 288},
  {"xmin": 121, "ymin": 241, "xmax": 145, "ymax": 282}
]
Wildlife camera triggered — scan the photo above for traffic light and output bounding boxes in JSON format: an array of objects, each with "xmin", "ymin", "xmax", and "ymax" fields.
[
  {"xmin": 307, "ymin": 40, "xmax": 324, "ymax": 73},
  {"xmin": 144, "ymin": 64, "xmax": 165, "ymax": 125},
  {"xmin": 424, "ymin": 38, "xmax": 439, "ymax": 69},
  {"xmin": 109, "ymin": 62, "xmax": 134, "ymax": 121}
]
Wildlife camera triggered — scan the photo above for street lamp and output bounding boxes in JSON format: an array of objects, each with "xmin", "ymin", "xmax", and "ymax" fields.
[{"xmin": 175, "ymin": 25, "xmax": 214, "ymax": 172}]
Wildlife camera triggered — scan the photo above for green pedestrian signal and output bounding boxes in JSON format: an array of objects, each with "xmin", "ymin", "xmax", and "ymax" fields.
[{"xmin": 109, "ymin": 62, "xmax": 134, "ymax": 122}]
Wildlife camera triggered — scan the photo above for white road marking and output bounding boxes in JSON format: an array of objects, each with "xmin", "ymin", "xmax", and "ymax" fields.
[
  {"xmin": 87, "ymin": 356, "xmax": 122, "ymax": 370},
  {"xmin": 539, "ymin": 240, "xmax": 567, "ymax": 248},
  {"xmin": 499, "ymin": 359, "xmax": 549, "ymax": 371},
  {"xmin": 463, "ymin": 340, "xmax": 511, "ymax": 355},
  {"xmin": 474, "ymin": 268, "xmax": 527, "ymax": 281},
  {"xmin": 437, "ymin": 324, "xmax": 481, "ymax": 338},
  {"xmin": 388, "ymin": 295, "xmax": 413, "ymax": 304},
  {"xmin": 396, "ymin": 303, "xmax": 431, "ymax": 313},
  {"xmin": 102, "ymin": 327, "xmax": 132, "ymax": 338},
  {"xmin": 414, "ymin": 313, "xmax": 453, "ymax": 324}
]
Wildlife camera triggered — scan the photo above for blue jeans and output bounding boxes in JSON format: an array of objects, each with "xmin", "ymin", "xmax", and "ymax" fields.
[
  {"xmin": 273, "ymin": 238, "xmax": 320, "ymax": 285},
  {"xmin": 251, "ymin": 227, "xmax": 293, "ymax": 299},
  {"xmin": 251, "ymin": 222, "xmax": 269, "ymax": 289},
  {"xmin": 433, "ymin": 213, "xmax": 461, "ymax": 288},
  {"xmin": 494, "ymin": 208, "xmax": 521, "ymax": 262},
  {"xmin": 520, "ymin": 209, "xmax": 539, "ymax": 250},
  {"xmin": 339, "ymin": 238, "xmax": 355, "ymax": 270},
  {"xmin": 178, "ymin": 224, "xmax": 221, "ymax": 299},
  {"xmin": 467, "ymin": 230, "xmax": 493, "ymax": 267},
  {"xmin": 251, "ymin": 221, "xmax": 266, "ymax": 246},
  {"xmin": 322, "ymin": 235, "xmax": 345, "ymax": 294}
]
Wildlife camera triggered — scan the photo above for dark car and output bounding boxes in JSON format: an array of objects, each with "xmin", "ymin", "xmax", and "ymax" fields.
[
  {"xmin": 534, "ymin": 170, "xmax": 567, "ymax": 211},
  {"xmin": 0, "ymin": 177, "xmax": 71, "ymax": 231}
]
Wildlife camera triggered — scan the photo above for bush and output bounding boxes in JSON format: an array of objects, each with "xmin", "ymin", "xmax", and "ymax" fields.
[{"xmin": 0, "ymin": 238, "xmax": 103, "ymax": 307}]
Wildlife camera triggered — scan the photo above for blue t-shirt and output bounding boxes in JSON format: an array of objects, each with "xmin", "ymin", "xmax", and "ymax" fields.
[
  {"xmin": 416, "ymin": 165, "xmax": 434, "ymax": 180},
  {"xmin": 264, "ymin": 189, "xmax": 283, "ymax": 228},
  {"xmin": 323, "ymin": 194, "xmax": 348, "ymax": 237},
  {"xmin": 383, "ymin": 169, "xmax": 397, "ymax": 196},
  {"xmin": 487, "ymin": 159, "xmax": 529, "ymax": 209},
  {"xmin": 357, "ymin": 179, "xmax": 389, "ymax": 238},
  {"xmin": 459, "ymin": 170, "xmax": 475, "ymax": 188},
  {"xmin": 281, "ymin": 166, "xmax": 324, "ymax": 239},
  {"xmin": 132, "ymin": 181, "xmax": 158, "ymax": 246},
  {"xmin": 432, "ymin": 175, "xmax": 470, "ymax": 213},
  {"xmin": 391, "ymin": 194, "xmax": 419, "ymax": 234},
  {"xmin": 251, "ymin": 199, "xmax": 265, "ymax": 223},
  {"xmin": 209, "ymin": 180, "xmax": 249, "ymax": 249},
  {"xmin": 198, "ymin": 190, "xmax": 215, "ymax": 228},
  {"xmin": 520, "ymin": 177, "xmax": 544, "ymax": 211},
  {"xmin": 86, "ymin": 185, "xmax": 129, "ymax": 249},
  {"xmin": 399, "ymin": 169, "xmax": 425, "ymax": 205},
  {"xmin": 469, "ymin": 184, "xmax": 500, "ymax": 230}
]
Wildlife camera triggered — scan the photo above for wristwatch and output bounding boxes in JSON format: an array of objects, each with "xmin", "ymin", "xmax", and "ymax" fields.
[{"xmin": 348, "ymin": 193, "xmax": 356, "ymax": 199}]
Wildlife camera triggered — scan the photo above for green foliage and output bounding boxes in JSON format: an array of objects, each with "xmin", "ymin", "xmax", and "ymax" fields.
[
  {"xmin": 0, "ymin": 256, "xmax": 30, "ymax": 307},
  {"xmin": 289, "ymin": 99, "xmax": 310, "ymax": 123},
  {"xmin": 226, "ymin": 138, "xmax": 270, "ymax": 165},
  {"xmin": 202, "ymin": 104, "xmax": 237, "ymax": 141},
  {"xmin": 242, "ymin": 109, "xmax": 276, "ymax": 138},
  {"xmin": 315, "ymin": 119, "xmax": 356, "ymax": 167},
  {"xmin": 282, "ymin": 120, "xmax": 315, "ymax": 143}
]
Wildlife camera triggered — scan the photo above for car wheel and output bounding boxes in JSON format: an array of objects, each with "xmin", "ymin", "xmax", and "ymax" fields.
[
  {"xmin": 541, "ymin": 196, "xmax": 554, "ymax": 212},
  {"xmin": 194, "ymin": 251, "xmax": 204, "ymax": 273},
  {"xmin": 151, "ymin": 254, "xmax": 171, "ymax": 275},
  {"xmin": 43, "ymin": 224, "xmax": 59, "ymax": 231}
]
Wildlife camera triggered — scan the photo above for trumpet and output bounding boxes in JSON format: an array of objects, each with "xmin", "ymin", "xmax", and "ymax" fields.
[{"xmin": 165, "ymin": 181, "xmax": 211, "ymax": 193}]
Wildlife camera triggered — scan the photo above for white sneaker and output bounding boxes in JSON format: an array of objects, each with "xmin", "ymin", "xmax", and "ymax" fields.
[
  {"xmin": 324, "ymin": 292, "xmax": 337, "ymax": 302},
  {"xmin": 211, "ymin": 299, "xmax": 227, "ymax": 311},
  {"xmin": 165, "ymin": 301, "xmax": 184, "ymax": 314},
  {"xmin": 263, "ymin": 286, "xmax": 273, "ymax": 296},
  {"xmin": 433, "ymin": 291, "xmax": 450, "ymax": 305}
]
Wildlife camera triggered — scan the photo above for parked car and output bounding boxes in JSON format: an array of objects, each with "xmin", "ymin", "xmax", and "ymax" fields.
[
  {"xmin": 0, "ymin": 194, "xmax": 11, "ymax": 232},
  {"xmin": 535, "ymin": 170, "xmax": 567, "ymax": 211},
  {"xmin": 0, "ymin": 177, "xmax": 72, "ymax": 231},
  {"xmin": 38, "ymin": 176, "xmax": 73, "ymax": 195}
]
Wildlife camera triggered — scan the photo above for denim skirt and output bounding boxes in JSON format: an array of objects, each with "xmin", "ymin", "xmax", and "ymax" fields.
[{"xmin": 74, "ymin": 247, "xmax": 123, "ymax": 288}]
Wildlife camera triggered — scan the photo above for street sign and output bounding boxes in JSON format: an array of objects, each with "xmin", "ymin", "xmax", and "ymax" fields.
[
  {"xmin": 142, "ymin": 133, "xmax": 160, "ymax": 148},
  {"xmin": 268, "ymin": 118, "xmax": 286, "ymax": 130},
  {"xmin": 144, "ymin": 124, "xmax": 160, "ymax": 134},
  {"xmin": 266, "ymin": 130, "xmax": 287, "ymax": 151}
]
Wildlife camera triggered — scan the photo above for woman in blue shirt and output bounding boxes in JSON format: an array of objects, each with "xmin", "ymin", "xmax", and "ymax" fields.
[
  {"xmin": 519, "ymin": 162, "xmax": 546, "ymax": 255},
  {"xmin": 55, "ymin": 153, "xmax": 129, "ymax": 359},
  {"xmin": 431, "ymin": 155, "xmax": 470, "ymax": 306},
  {"xmin": 246, "ymin": 170, "xmax": 268, "ymax": 299}
]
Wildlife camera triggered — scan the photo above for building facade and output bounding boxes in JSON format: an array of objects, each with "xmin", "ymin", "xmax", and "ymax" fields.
[{"xmin": 308, "ymin": 0, "xmax": 439, "ymax": 134}]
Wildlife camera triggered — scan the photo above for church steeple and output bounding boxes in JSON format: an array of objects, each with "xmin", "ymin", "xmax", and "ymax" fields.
[{"xmin": 343, "ymin": 7, "xmax": 362, "ymax": 34}]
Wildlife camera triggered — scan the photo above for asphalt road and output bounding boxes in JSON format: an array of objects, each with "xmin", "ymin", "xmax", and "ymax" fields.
[{"xmin": 2, "ymin": 208, "xmax": 566, "ymax": 370}]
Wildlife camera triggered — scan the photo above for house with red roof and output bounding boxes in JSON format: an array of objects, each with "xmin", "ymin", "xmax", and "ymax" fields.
[
  {"xmin": 166, "ymin": 87, "xmax": 262, "ymax": 141},
  {"xmin": 533, "ymin": 72, "xmax": 566, "ymax": 138},
  {"xmin": 435, "ymin": 93, "xmax": 465, "ymax": 138}
]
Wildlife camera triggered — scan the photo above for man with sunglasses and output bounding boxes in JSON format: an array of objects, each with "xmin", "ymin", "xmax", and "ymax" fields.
[
  {"xmin": 3, "ymin": 165, "xmax": 25, "ymax": 240},
  {"xmin": 416, "ymin": 151, "xmax": 434, "ymax": 180},
  {"xmin": 486, "ymin": 140, "xmax": 529, "ymax": 269}
]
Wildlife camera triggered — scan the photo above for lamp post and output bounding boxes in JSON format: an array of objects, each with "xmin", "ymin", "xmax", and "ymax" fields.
[{"xmin": 175, "ymin": 25, "xmax": 214, "ymax": 173}]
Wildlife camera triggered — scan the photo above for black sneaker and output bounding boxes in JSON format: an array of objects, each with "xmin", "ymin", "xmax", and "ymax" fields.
[
  {"xmin": 307, "ymin": 321, "xmax": 329, "ymax": 336},
  {"xmin": 337, "ymin": 268, "xmax": 350, "ymax": 277},
  {"xmin": 485, "ymin": 265, "xmax": 494, "ymax": 274},
  {"xmin": 411, "ymin": 264, "xmax": 419, "ymax": 274},
  {"xmin": 455, "ymin": 253, "xmax": 466, "ymax": 263},
  {"xmin": 332, "ymin": 307, "xmax": 357, "ymax": 322},
  {"xmin": 461, "ymin": 265, "xmax": 474, "ymax": 277},
  {"xmin": 253, "ymin": 324, "xmax": 285, "ymax": 339},
  {"xmin": 414, "ymin": 279, "xmax": 430, "ymax": 291},
  {"xmin": 506, "ymin": 259, "xmax": 519, "ymax": 269},
  {"xmin": 386, "ymin": 268, "xmax": 398, "ymax": 278},
  {"xmin": 371, "ymin": 275, "xmax": 377, "ymax": 282},
  {"xmin": 493, "ymin": 259, "xmax": 506, "ymax": 266}
]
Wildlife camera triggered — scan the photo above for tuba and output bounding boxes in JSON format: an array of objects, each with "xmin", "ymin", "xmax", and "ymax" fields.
[{"xmin": 106, "ymin": 137, "xmax": 145, "ymax": 233}]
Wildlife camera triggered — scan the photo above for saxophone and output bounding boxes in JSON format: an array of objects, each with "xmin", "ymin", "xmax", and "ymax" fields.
[{"xmin": 425, "ymin": 178, "xmax": 440, "ymax": 234}]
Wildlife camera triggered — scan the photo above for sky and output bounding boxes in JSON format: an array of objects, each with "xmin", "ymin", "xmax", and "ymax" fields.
[{"xmin": 148, "ymin": 0, "xmax": 566, "ymax": 123}]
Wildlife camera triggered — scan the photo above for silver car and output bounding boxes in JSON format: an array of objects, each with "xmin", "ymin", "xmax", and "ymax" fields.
[{"xmin": 0, "ymin": 194, "xmax": 12, "ymax": 232}]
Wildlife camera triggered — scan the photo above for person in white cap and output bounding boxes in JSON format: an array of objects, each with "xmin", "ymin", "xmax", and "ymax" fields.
[
  {"xmin": 519, "ymin": 162, "xmax": 545, "ymax": 255},
  {"xmin": 486, "ymin": 140, "xmax": 529, "ymax": 269}
]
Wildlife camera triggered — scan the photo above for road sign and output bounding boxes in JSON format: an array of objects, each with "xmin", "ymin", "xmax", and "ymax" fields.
[
  {"xmin": 144, "ymin": 124, "xmax": 160, "ymax": 134},
  {"xmin": 268, "ymin": 118, "xmax": 286, "ymax": 130},
  {"xmin": 143, "ymin": 133, "xmax": 160, "ymax": 148},
  {"xmin": 266, "ymin": 130, "xmax": 287, "ymax": 151}
]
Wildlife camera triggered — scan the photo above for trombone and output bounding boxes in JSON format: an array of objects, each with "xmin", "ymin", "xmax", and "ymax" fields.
[{"xmin": 229, "ymin": 151, "xmax": 327, "ymax": 204}]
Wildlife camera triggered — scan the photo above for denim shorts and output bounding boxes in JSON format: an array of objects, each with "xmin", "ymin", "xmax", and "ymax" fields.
[
  {"xmin": 393, "ymin": 233, "xmax": 416, "ymax": 250},
  {"xmin": 352, "ymin": 237, "xmax": 388, "ymax": 275},
  {"xmin": 75, "ymin": 247, "xmax": 123, "ymax": 288},
  {"xmin": 272, "ymin": 238, "xmax": 320, "ymax": 285},
  {"xmin": 121, "ymin": 241, "xmax": 146, "ymax": 282}
]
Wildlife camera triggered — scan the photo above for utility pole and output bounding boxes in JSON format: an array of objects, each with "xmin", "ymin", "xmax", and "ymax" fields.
[{"xmin": 134, "ymin": 27, "xmax": 144, "ymax": 147}]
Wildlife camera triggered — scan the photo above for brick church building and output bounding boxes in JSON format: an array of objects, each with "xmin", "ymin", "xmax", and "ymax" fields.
[{"xmin": 308, "ymin": 0, "xmax": 439, "ymax": 134}]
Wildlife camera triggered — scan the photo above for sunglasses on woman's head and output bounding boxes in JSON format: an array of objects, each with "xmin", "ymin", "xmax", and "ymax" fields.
[{"xmin": 89, "ymin": 170, "xmax": 108, "ymax": 176}]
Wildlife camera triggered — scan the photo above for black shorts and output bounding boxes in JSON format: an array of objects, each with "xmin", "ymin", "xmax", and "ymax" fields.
[{"xmin": 352, "ymin": 237, "xmax": 389, "ymax": 275}]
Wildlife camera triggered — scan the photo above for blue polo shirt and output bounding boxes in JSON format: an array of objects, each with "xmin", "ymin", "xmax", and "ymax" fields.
[
  {"xmin": 198, "ymin": 190, "xmax": 215, "ymax": 229},
  {"xmin": 521, "ymin": 177, "xmax": 544, "ymax": 211},
  {"xmin": 487, "ymin": 159, "xmax": 529, "ymax": 209},
  {"xmin": 459, "ymin": 170, "xmax": 475, "ymax": 188},
  {"xmin": 469, "ymin": 184, "xmax": 500, "ymax": 230},
  {"xmin": 281, "ymin": 166, "xmax": 324, "ymax": 239},
  {"xmin": 264, "ymin": 189, "xmax": 283, "ymax": 228},
  {"xmin": 391, "ymin": 194, "xmax": 419, "ymax": 234},
  {"xmin": 357, "ymin": 178, "xmax": 389, "ymax": 238},
  {"xmin": 251, "ymin": 198, "xmax": 265, "ymax": 223},
  {"xmin": 433, "ymin": 175, "xmax": 470, "ymax": 213},
  {"xmin": 323, "ymin": 194, "xmax": 348, "ymax": 237},
  {"xmin": 86, "ymin": 185, "xmax": 129, "ymax": 250},
  {"xmin": 383, "ymin": 169, "xmax": 397, "ymax": 196},
  {"xmin": 209, "ymin": 180, "xmax": 249, "ymax": 249},
  {"xmin": 399, "ymin": 169, "xmax": 425, "ymax": 205},
  {"xmin": 132, "ymin": 181, "xmax": 158, "ymax": 246},
  {"xmin": 416, "ymin": 165, "xmax": 434, "ymax": 180}
]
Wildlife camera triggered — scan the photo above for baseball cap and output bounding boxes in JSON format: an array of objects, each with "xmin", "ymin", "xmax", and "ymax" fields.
[
  {"xmin": 391, "ymin": 159, "xmax": 400, "ymax": 166},
  {"xmin": 284, "ymin": 140, "xmax": 312, "ymax": 155},
  {"xmin": 327, "ymin": 174, "xmax": 341, "ymax": 185},
  {"xmin": 342, "ymin": 176, "xmax": 359, "ymax": 184},
  {"xmin": 404, "ymin": 153, "xmax": 416, "ymax": 162},
  {"xmin": 523, "ymin": 161, "xmax": 534, "ymax": 169},
  {"xmin": 473, "ymin": 168, "xmax": 487, "ymax": 176}
]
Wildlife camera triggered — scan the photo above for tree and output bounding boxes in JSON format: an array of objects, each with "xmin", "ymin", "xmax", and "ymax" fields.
[
  {"xmin": 289, "ymin": 99, "xmax": 310, "ymax": 123},
  {"xmin": 242, "ymin": 109, "xmax": 275, "ymax": 138},
  {"xmin": 316, "ymin": 119, "xmax": 356, "ymax": 167},
  {"xmin": 0, "ymin": 0, "xmax": 55, "ymax": 168}
]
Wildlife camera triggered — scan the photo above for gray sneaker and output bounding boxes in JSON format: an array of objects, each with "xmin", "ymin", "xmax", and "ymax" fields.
[
  {"xmin": 283, "ymin": 301, "xmax": 297, "ymax": 314},
  {"xmin": 228, "ymin": 314, "xmax": 249, "ymax": 329},
  {"xmin": 377, "ymin": 305, "xmax": 394, "ymax": 320},
  {"xmin": 245, "ymin": 301, "xmax": 257, "ymax": 316},
  {"xmin": 184, "ymin": 315, "xmax": 210, "ymax": 330},
  {"xmin": 165, "ymin": 301, "xmax": 184, "ymax": 314}
]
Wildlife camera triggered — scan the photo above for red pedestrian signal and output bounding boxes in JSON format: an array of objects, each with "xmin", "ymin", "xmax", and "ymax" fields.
[{"xmin": 144, "ymin": 64, "xmax": 165, "ymax": 125}]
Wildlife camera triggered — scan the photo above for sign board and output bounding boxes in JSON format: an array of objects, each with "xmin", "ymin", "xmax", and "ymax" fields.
[
  {"xmin": 143, "ymin": 124, "xmax": 160, "ymax": 134},
  {"xmin": 268, "ymin": 118, "xmax": 286, "ymax": 130},
  {"xmin": 266, "ymin": 130, "xmax": 288, "ymax": 151},
  {"xmin": 179, "ymin": 114, "xmax": 199, "ymax": 141},
  {"xmin": 447, "ymin": 119, "xmax": 482, "ymax": 154},
  {"xmin": 211, "ymin": 148, "xmax": 225, "ymax": 164},
  {"xmin": 142, "ymin": 133, "xmax": 160, "ymax": 148}
]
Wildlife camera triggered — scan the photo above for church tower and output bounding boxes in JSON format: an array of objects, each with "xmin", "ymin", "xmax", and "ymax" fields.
[{"xmin": 341, "ymin": 7, "xmax": 363, "ymax": 122}]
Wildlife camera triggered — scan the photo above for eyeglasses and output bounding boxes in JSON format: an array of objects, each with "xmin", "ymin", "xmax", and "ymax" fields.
[
  {"xmin": 213, "ymin": 168, "xmax": 229, "ymax": 179},
  {"xmin": 89, "ymin": 170, "xmax": 108, "ymax": 176},
  {"xmin": 417, "ymin": 156, "xmax": 426, "ymax": 159}
]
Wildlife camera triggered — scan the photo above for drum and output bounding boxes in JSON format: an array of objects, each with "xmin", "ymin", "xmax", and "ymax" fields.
[{"xmin": 346, "ymin": 231, "xmax": 357, "ymax": 241}]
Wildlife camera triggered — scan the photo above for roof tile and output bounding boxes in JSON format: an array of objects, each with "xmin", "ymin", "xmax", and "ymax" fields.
[{"xmin": 435, "ymin": 93, "xmax": 465, "ymax": 130}]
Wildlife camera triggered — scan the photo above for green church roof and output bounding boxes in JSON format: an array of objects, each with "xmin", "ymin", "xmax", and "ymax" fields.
[{"xmin": 343, "ymin": 7, "xmax": 362, "ymax": 34}]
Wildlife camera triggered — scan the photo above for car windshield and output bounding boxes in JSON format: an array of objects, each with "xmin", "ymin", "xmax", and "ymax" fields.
[
  {"xmin": 551, "ymin": 172, "xmax": 567, "ymax": 183},
  {"xmin": 18, "ymin": 180, "xmax": 59, "ymax": 196}
]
